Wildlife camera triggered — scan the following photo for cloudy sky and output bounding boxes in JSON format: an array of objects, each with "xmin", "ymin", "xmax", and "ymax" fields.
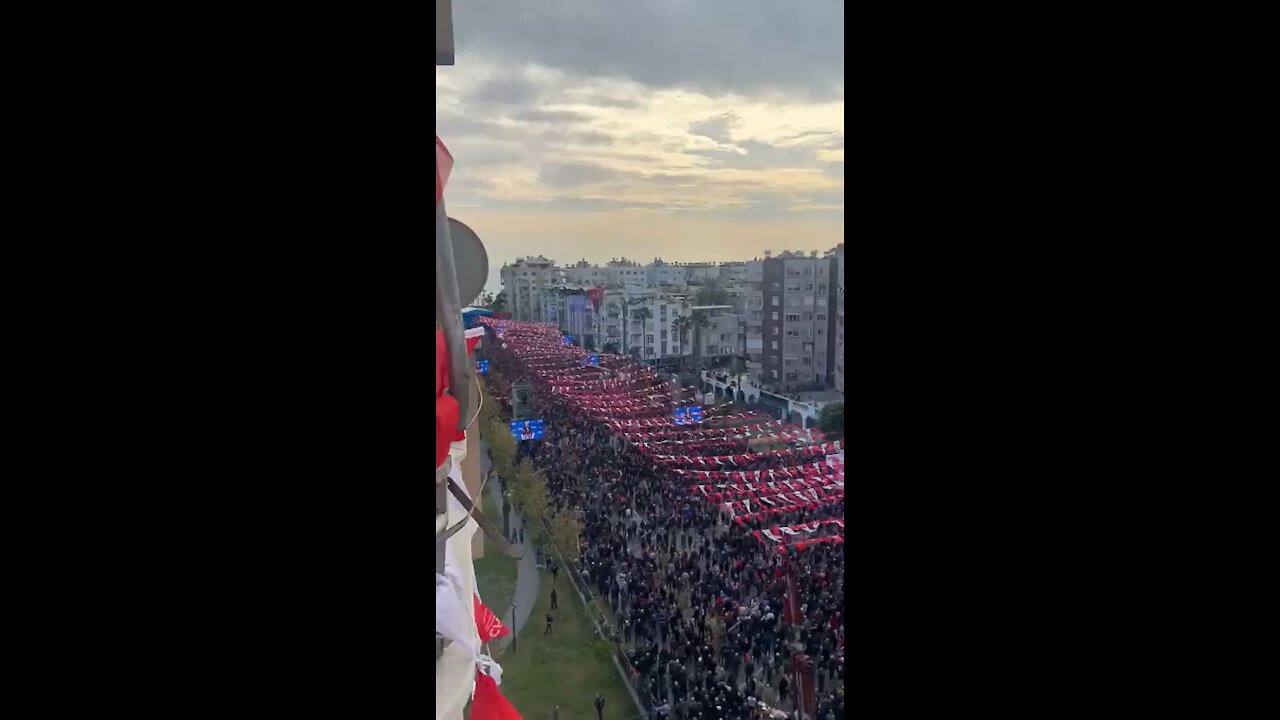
[{"xmin": 436, "ymin": 0, "xmax": 844, "ymax": 293}]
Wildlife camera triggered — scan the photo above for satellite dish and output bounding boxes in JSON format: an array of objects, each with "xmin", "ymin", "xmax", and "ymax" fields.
[{"xmin": 448, "ymin": 217, "xmax": 489, "ymax": 306}]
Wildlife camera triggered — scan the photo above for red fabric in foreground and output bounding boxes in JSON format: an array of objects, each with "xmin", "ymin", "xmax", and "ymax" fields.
[
  {"xmin": 472, "ymin": 671, "xmax": 522, "ymax": 720},
  {"xmin": 436, "ymin": 328, "xmax": 460, "ymax": 467},
  {"xmin": 436, "ymin": 329, "xmax": 485, "ymax": 467}
]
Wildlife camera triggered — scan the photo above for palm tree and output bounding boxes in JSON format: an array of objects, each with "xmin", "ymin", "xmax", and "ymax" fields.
[
  {"xmin": 636, "ymin": 306, "xmax": 653, "ymax": 362},
  {"xmin": 605, "ymin": 302, "xmax": 620, "ymax": 354},
  {"xmin": 673, "ymin": 315, "xmax": 693, "ymax": 351},
  {"xmin": 690, "ymin": 311, "xmax": 711, "ymax": 377}
]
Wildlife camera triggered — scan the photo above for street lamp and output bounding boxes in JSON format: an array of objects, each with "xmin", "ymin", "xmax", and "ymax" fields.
[{"xmin": 509, "ymin": 599, "xmax": 517, "ymax": 653}]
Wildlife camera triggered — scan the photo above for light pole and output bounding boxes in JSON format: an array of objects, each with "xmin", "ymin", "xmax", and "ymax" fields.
[{"xmin": 509, "ymin": 599, "xmax": 517, "ymax": 653}]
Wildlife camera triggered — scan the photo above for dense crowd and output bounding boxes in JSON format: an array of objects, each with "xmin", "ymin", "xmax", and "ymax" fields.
[{"xmin": 488, "ymin": 331, "xmax": 845, "ymax": 720}]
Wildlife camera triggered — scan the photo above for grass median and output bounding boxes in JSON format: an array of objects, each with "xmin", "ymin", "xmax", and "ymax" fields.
[
  {"xmin": 495, "ymin": 565, "xmax": 637, "ymax": 720},
  {"xmin": 473, "ymin": 487, "xmax": 518, "ymax": 611}
]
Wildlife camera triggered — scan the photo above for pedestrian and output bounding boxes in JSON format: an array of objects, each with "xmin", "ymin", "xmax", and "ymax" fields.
[
  {"xmin": 594, "ymin": 692, "xmax": 605, "ymax": 720},
  {"xmin": 545, "ymin": 612, "xmax": 555, "ymax": 635},
  {"xmin": 551, "ymin": 587, "xmax": 559, "ymax": 610},
  {"xmin": 551, "ymin": 563, "xmax": 559, "ymax": 582}
]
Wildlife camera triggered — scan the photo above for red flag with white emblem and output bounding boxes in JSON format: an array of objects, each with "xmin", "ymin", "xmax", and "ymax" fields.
[{"xmin": 474, "ymin": 594, "xmax": 510, "ymax": 643}]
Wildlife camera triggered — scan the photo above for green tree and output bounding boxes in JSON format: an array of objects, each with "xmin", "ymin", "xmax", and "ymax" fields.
[
  {"xmin": 487, "ymin": 418, "xmax": 517, "ymax": 482},
  {"xmin": 492, "ymin": 291, "xmax": 507, "ymax": 312},
  {"xmin": 549, "ymin": 508, "xmax": 583, "ymax": 563},
  {"xmin": 511, "ymin": 458, "xmax": 552, "ymax": 540},
  {"xmin": 635, "ymin": 306, "xmax": 653, "ymax": 362},
  {"xmin": 694, "ymin": 280, "xmax": 730, "ymax": 306},
  {"xmin": 477, "ymin": 290, "xmax": 495, "ymax": 307},
  {"xmin": 816, "ymin": 402, "xmax": 844, "ymax": 439}
]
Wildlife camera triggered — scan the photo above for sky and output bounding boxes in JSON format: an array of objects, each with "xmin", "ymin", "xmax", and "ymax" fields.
[{"xmin": 436, "ymin": 0, "xmax": 844, "ymax": 295}]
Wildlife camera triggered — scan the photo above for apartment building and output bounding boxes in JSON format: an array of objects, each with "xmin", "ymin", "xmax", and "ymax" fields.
[
  {"xmin": 834, "ymin": 244, "xmax": 845, "ymax": 394},
  {"xmin": 647, "ymin": 259, "xmax": 689, "ymax": 286},
  {"xmin": 562, "ymin": 259, "xmax": 610, "ymax": 287},
  {"xmin": 691, "ymin": 305, "xmax": 742, "ymax": 363},
  {"xmin": 761, "ymin": 252, "xmax": 838, "ymax": 391},
  {"xmin": 499, "ymin": 255, "xmax": 559, "ymax": 322}
]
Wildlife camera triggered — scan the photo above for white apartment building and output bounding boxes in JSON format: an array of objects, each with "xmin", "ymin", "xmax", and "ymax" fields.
[
  {"xmin": 499, "ymin": 255, "xmax": 559, "ymax": 322},
  {"xmin": 647, "ymin": 261, "xmax": 689, "ymax": 286}
]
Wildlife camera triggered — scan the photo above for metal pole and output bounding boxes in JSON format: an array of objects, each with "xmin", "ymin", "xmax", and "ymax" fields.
[{"xmin": 510, "ymin": 600, "xmax": 517, "ymax": 653}]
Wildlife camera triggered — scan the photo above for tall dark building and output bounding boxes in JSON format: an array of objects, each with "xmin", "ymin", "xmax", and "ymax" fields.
[{"xmin": 760, "ymin": 253, "xmax": 838, "ymax": 391}]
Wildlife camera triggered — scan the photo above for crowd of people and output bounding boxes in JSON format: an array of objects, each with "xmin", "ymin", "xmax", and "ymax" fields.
[{"xmin": 485, "ymin": 323, "xmax": 845, "ymax": 720}]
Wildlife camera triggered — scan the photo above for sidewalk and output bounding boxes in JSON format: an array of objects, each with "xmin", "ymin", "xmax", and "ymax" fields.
[{"xmin": 479, "ymin": 439, "xmax": 539, "ymax": 654}]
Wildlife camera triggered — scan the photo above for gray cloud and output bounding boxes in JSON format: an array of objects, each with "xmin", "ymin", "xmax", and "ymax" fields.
[
  {"xmin": 689, "ymin": 113, "xmax": 738, "ymax": 143},
  {"xmin": 511, "ymin": 108, "xmax": 590, "ymax": 124},
  {"xmin": 538, "ymin": 161, "xmax": 620, "ymax": 187},
  {"xmin": 451, "ymin": 0, "xmax": 843, "ymax": 98},
  {"xmin": 464, "ymin": 74, "xmax": 540, "ymax": 105}
]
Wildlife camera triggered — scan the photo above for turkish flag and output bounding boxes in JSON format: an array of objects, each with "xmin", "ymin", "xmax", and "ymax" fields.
[
  {"xmin": 472, "ymin": 671, "xmax": 523, "ymax": 720},
  {"xmin": 474, "ymin": 595, "xmax": 511, "ymax": 643}
]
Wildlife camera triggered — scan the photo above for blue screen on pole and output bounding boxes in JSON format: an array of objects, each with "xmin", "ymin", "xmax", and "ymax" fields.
[
  {"xmin": 476, "ymin": 360, "xmax": 489, "ymax": 373},
  {"xmin": 589, "ymin": 353, "xmax": 598, "ymax": 364},
  {"xmin": 673, "ymin": 407, "xmax": 688, "ymax": 425},
  {"xmin": 688, "ymin": 405, "xmax": 703, "ymax": 423},
  {"xmin": 509, "ymin": 419, "xmax": 545, "ymax": 441},
  {"xmin": 562, "ymin": 335, "xmax": 573, "ymax": 345}
]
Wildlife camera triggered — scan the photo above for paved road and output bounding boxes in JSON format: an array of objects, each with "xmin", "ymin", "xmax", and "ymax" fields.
[{"xmin": 479, "ymin": 440, "xmax": 539, "ymax": 653}]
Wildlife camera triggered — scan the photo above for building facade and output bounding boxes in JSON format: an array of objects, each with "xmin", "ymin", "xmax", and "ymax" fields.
[
  {"xmin": 499, "ymin": 255, "xmax": 558, "ymax": 322},
  {"xmin": 834, "ymin": 244, "xmax": 844, "ymax": 394},
  {"xmin": 761, "ymin": 253, "xmax": 838, "ymax": 391}
]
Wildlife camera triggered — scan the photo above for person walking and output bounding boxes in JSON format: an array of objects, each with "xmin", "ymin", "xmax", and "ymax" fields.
[
  {"xmin": 551, "ymin": 587, "xmax": 559, "ymax": 610},
  {"xmin": 593, "ymin": 692, "xmax": 605, "ymax": 720},
  {"xmin": 545, "ymin": 612, "xmax": 555, "ymax": 635},
  {"xmin": 551, "ymin": 563, "xmax": 559, "ymax": 582}
]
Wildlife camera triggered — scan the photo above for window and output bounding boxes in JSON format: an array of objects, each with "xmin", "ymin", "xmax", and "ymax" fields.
[
  {"xmin": 772, "ymin": 297, "xmax": 780, "ymax": 306},
  {"xmin": 771, "ymin": 370, "xmax": 779, "ymax": 378},
  {"xmin": 772, "ymin": 312, "xmax": 779, "ymax": 320},
  {"xmin": 771, "ymin": 327, "xmax": 779, "ymax": 336},
  {"xmin": 661, "ymin": 341, "xmax": 668, "ymax": 354},
  {"xmin": 646, "ymin": 335, "xmax": 654, "ymax": 344},
  {"xmin": 671, "ymin": 329, "xmax": 678, "ymax": 340},
  {"xmin": 786, "ymin": 314, "xmax": 800, "ymax": 322},
  {"xmin": 771, "ymin": 341, "xmax": 779, "ymax": 349},
  {"xmin": 817, "ymin": 328, "xmax": 824, "ymax": 335},
  {"xmin": 647, "ymin": 348, "xmax": 655, "ymax": 356},
  {"xmin": 802, "ymin": 357, "xmax": 812, "ymax": 366},
  {"xmin": 817, "ymin": 314, "xmax": 826, "ymax": 321}
]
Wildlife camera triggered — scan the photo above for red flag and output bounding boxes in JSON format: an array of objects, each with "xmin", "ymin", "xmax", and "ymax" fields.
[
  {"xmin": 472, "ymin": 671, "xmax": 523, "ymax": 720},
  {"xmin": 474, "ymin": 595, "xmax": 510, "ymax": 643}
]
